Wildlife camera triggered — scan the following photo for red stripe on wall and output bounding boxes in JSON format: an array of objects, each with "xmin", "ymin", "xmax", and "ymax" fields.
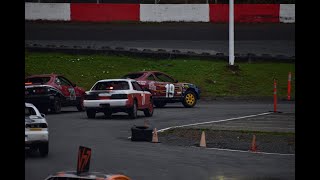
[
  {"xmin": 71, "ymin": 3, "xmax": 139, "ymax": 22},
  {"xmin": 210, "ymin": 4, "xmax": 280, "ymax": 23}
]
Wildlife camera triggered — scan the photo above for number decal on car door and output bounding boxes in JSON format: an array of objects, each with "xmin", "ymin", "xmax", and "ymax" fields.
[
  {"xmin": 68, "ymin": 88, "xmax": 76, "ymax": 100},
  {"xmin": 165, "ymin": 84, "xmax": 175, "ymax": 98},
  {"xmin": 141, "ymin": 93, "xmax": 145, "ymax": 105}
]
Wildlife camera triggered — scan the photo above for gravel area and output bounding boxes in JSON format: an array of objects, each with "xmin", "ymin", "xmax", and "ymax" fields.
[{"xmin": 158, "ymin": 112, "xmax": 295, "ymax": 154}]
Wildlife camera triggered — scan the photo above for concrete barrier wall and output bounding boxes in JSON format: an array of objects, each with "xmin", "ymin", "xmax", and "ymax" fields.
[
  {"xmin": 280, "ymin": 4, "xmax": 295, "ymax": 23},
  {"xmin": 71, "ymin": 3, "xmax": 140, "ymax": 22},
  {"xmin": 25, "ymin": 3, "xmax": 70, "ymax": 21},
  {"xmin": 25, "ymin": 3, "xmax": 294, "ymax": 23},
  {"xmin": 140, "ymin": 4, "xmax": 209, "ymax": 22},
  {"xmin": 210, "ymin": 4, "xmax": 280, "ymax": 23}
]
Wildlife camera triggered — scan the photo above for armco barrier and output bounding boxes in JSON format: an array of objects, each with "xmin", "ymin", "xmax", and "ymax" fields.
[
  {"xmin": 140, "ymin": 4, "xmax": 209, "ymax": 22},
  {"xmin": 280, "ymin": 4, "xmax": 295, "ymax": 23},
  {"xmin": 70, "ymin": 3, "xmax": 139, "ymax": 22},
  {"xmin": 209, "ymin": 4, "xmax": 280, "ymax": 23},
  {"xmin": 25, "ymin": 2, "xmax": 70, "ymax": 21}
]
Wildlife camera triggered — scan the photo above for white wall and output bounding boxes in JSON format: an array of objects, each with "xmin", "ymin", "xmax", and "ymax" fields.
[
  {"xmin": 25, "ymin": 3, "xmax": 70, "ymax": 21},
  {"xmin": 280, "ymin": 4, "xmax": 295, "ymax": 23},
  {"xmin": 140, "ymin": 4, "xmax": 209, "ymax": 22}
]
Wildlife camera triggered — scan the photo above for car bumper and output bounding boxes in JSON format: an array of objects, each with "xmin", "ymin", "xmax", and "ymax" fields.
[
  {"xmin": 84, "ymin": 99, "xmax": 129, "ymax": 108},
  {"xmin": 25, "ymin": 130, "xmax": 49, "ymax": 144}
]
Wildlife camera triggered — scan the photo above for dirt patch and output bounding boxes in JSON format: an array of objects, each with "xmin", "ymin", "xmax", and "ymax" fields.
[{"xmin": 159, "ymin": 129, "xmax": 295, "ymax": 154}]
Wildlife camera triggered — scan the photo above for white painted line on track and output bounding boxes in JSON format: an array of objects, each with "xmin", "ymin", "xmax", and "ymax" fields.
[
  {"xmin": 157, "ymin": 112, "xmax": 273, "ymax": 132},
  {"xmin": 191, "ymin": 146, "xmax": 295, "ymax": 156}
]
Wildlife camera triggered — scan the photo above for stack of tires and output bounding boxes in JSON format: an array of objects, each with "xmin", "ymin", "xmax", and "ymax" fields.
[{"xmin": 131, "ymin": 125, "xmax": 153, "ymax": 142}]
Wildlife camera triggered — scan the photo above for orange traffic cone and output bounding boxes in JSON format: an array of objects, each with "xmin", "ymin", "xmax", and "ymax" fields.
[
  {"xmin": 250, "ymin": 135, "xmax": 257, "ymax": 152},
  {"xmin": 200, "ymin": 131, "xmax": 206, "ymax": 147},
  {"xmin": 152, "ymin": 128, "xmax": 159, "ymax": 143},
  {"xmin": 144, "ymin": 119, "xmax": 149, "ymax": 127}
]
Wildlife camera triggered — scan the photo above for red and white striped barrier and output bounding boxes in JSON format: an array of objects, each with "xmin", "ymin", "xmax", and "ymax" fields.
[{"xmin": 25, "ymin": 3, "xmax": 295, "ymax": 23}]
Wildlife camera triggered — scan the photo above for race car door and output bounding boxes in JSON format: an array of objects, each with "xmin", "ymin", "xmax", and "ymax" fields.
[
  {"xmin": 55, "ymin": 76, "xmax": 77, "ymax": 101},
  {"xmin": 153, "ymin": 72, "xmax": 182, "ymax": 99}
]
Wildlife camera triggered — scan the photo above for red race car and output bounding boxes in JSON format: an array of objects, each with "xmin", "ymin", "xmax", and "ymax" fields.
[
  {"xmin": 122, "ymin": 71, "xmax": 201, "ymax": 108},
  {"xmin": 25, "ymin": 74, "xmax": 86, "ymax": 114}
]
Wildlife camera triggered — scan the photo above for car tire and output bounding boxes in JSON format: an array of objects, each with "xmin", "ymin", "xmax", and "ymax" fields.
[
  {"xmin": 86, "ymin": 109, "xmax": 96, "ymax": 119},
  {"xmin": 131, "ymin": 125, "xmax": 153, "ymax": 142},
  {"xmin": 129, "ymin": 100, "xmax": 138, "ymax": 119},
  {"xmin": 76, "ymin": 97, "xmax": 85, "ymax": 112},
  {"xmin": 182, "ymin": 90, "xmax": 197, "ymax": 108},
  {"xmin": 104, "ymin": 110, "xmax": 112, "ymax": 118},
  {"xmin": 39, "ymin": 142, "xmax": 49, "ymax": 157},
  {"xmin": 143, "ymin": 98, "xmax": 154, "ymax": 117},
  {"xmin": 51, "ymin": 97, "xmax": 61, "ymax": 114},
  {"xmin": 154, "ymin": 101, "xmax": 166, "ymax": 108}
]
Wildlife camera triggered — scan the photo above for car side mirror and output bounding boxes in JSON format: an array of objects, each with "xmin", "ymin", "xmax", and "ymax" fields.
[
  {"xmin": 72, "ymin": 83, "xmax": 76, "ymax": 87},
  {"xmin": 142, "ymin": 87, "xmax": 149, "ymax": 91},
  {"xmin": 41, "ymin": 113, "xmax": 46, "ymax": 118},
  {"xmin": 174, "ymin": 80, "xmax": 178, "ymax": 83}
]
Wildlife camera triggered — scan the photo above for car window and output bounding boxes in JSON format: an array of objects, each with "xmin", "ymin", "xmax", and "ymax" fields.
[
  {"xmin": 147, "ymin": 75, "xmax": 156, "ymax": 81},
  {"xmin": 25, "ymin": 77, "xmax": 51, "ymax": 84},
  {"xmin": 25, "ymin": 107, "xmax": 36, "ymax": 116},
  {"xmin": 57, "ymin": 76, "xmax": 73, "ymax": 86},
  {"xmin": 93, "ymin": 81, "xmax": 129, "ymax": 90},
  {"xmin": 122, "ymin": 73, "xmax": 144, "ymax": 79},
  {"xmin": 132, "ymin": 81, "xmax": 143, "ymax": 91},
  {"xmin": 154, "ymin": 73, "xmax": 175, "ymax": 83}
]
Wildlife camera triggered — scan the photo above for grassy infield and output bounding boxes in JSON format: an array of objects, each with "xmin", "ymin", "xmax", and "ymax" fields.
[{"xmin": 25, "ymin": 52, "xmax": 295, "ymax": 99}]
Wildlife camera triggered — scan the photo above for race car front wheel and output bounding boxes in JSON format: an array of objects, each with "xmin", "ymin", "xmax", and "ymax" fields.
[{"xmin": 182, "ymin": 90, "xmax": 197, "ymax": 108}]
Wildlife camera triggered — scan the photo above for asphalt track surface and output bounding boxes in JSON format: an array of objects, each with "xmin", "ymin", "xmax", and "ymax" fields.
[
  {"xmin": 25, "ymin": 100, "xmax": 295, "ymax": 180},
  {"xmin": 25, "ymin": 22, "xmax": 295, "ymax": 57}
]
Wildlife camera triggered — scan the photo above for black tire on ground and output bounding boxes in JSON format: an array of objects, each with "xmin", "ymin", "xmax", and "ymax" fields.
[
  {"xmin": 131, "ymin": 125, "xmax": 153, "ymax": 142},
  {"xmin": 143, "ymin": 98, "xmax": 154, "ymax": 117},
  {"xmin": 86, "ymin": 109, "xmax": 96, "ymax": 119},
  {"xmin": 39, "ymin": 142, "xmax": 49, "ymax": 157},
  {"xmin": 104, "ymin": 110, "xmax": 112, "ymax": 118},
  {"xmin": 76, "ymin": 97, "xmax": 85, "ymax": 111},
  {"xmin": 51, "ymin": 97, "xmax": 61, "ymax": 113},
  {"xmin": 128, "ymin": 100, "xmax": 138, "ymax": 119},
  {"xmin": 182, "ymin": 90, "xmax": 197, "ymax": 108},
  {"xmin": 154, "ymin": 101, "xmax": 166, "ymax": 108}
]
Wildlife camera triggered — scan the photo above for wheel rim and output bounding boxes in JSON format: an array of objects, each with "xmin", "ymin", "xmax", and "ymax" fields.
[{"xmin": 185, "ymin": 93, "xmax": 195, "ymax": 105}]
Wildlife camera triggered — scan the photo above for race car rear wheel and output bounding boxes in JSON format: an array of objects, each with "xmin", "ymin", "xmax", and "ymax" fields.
[
  {"xmin": 154, "ymin": 101, "xmax": 166, "ymax": 108},
  {"xmin": 143, "ymin": 98, "xmax": 154, "ymax": 117},
  {"xmin": 51, "ymin": 97, "xmax": 61, "ymax": 114},
  {"xmin": 76, "ymin": 97, "xmax": 85, "ymax": 112},
  {"xmin": 86, "ymin": 109, "xmax": 96, "ymax": 119},
  {"xmin": 182, "ymin": 90, "xmax": 197, "ymax": 108},
  {"xmin": 129, "ymin": 100, "xmax": 138, "ymax": 119},
  {"xmin": 104, "ymin": 110, "xmax": 112, "ymax": 118},
  {"xmin": 39, "ymin": 142, "xmax": 49, "ymax": 157}
]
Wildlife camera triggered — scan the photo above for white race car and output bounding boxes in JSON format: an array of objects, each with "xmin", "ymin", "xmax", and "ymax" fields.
[
  {"xmin": 25, "ymin": 103, "xmax": 49, "ymax": 157},
  {"xmin": 83, "ymin": 79, "xmax": 154, "ymax": 119}
]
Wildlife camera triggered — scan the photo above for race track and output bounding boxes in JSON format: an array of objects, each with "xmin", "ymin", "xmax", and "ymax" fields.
[
  {"xmin": 25, "ymin": 22, "xmax": 295, "ymax": 57},
  {"xmin": 25, "ymin": 100, "xmax": 295, "ymax": 180}
]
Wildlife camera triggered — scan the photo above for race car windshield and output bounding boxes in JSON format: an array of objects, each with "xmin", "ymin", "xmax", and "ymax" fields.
[
  {"xmin": 93, "ymin": 81, "xmax": 130, "ymax": 90},
  {"xmin": 25, "ymin": 77, "xmax": 51, "ymax": 84},
  {"xmin": 122, "ymin": 73, "xmax": 143, "ymax": 79}
]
